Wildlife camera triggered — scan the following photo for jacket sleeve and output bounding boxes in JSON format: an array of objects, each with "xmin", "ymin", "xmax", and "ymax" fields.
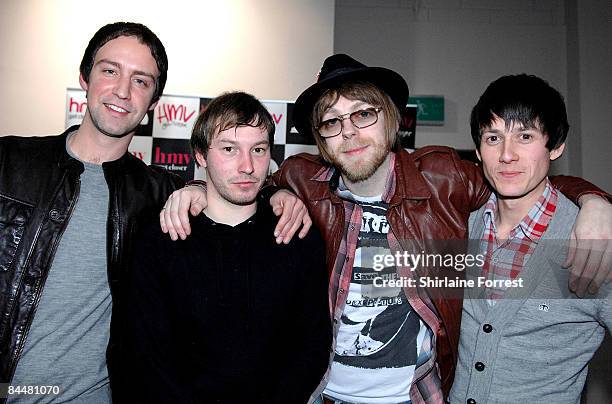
[
  {"xmin": 550, "ymin": 175, "xmax": 612, "ymax": 204},
  {"xmin": 270, "ymin": 157, "xmax": 311, "ymax": 201},
  {"xmin": 119, "ymin": 219, "xmax": 191, "ymax": 403},
  {"xmin": 270, "ymin": 227, "xmax": 332, "ymax": 403},
  {"xmin": 450, "ymin": 151, "xmax": 492, "ymax": 212}
]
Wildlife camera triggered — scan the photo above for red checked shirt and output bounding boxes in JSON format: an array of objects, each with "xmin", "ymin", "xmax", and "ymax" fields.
[
  {"xmin": 480, "ymin": 179, "xmax": 558, "ymax": 301},
  {"xmin": 312, "ymin": 153, "xmax": 444, "ymax": 404}
]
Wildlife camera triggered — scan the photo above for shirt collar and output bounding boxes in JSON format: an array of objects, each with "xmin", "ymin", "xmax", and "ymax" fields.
[{"xmin": 483, "ymin": 179, "xmax": 557, "ymax": 242}]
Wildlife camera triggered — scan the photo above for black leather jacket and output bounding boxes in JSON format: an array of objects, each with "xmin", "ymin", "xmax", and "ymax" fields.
[{"xmin": 0, "ymin": 126, "xmax": 183, "ymax": 395}]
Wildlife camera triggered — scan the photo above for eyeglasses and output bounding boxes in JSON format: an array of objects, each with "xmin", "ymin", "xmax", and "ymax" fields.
[{"xmin": 316, "ymin": 107, "xmax": 382, "ymax": 138}]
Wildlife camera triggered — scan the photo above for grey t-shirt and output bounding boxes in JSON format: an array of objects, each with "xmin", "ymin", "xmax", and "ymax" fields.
[{"xmin": 10, "ymin": 142, "xmax": 112, "ymax": 403}]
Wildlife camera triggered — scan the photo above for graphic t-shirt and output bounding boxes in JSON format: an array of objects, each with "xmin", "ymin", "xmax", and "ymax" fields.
[{"xmin": 325, "ymin": 193, "xmax": 431, "ymax": 404}]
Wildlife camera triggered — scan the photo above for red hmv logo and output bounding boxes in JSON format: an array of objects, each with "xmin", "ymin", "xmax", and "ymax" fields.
[
  {"xmin": 154, "ymin": 147, "xmax": 191, "ymax": 165},
  {"xmin": 69, "ymin": 97, "xmax": 87, "ymax": 113},
  {"xmin": 157, "ymin": 103, "xmax": 196, "ymax": 129}
]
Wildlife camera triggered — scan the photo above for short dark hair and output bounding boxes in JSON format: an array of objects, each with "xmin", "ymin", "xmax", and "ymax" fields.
[
  {"xmin": 470, "ymin": 74, "xmax": 569, "ymax": 151},
  {"xmin": 190, "ymin": 92, "xmax": 275, "ymax": 163},
  {"xmin": 79, "ymin": 22, "xmax": 168, "ymax": 103}
]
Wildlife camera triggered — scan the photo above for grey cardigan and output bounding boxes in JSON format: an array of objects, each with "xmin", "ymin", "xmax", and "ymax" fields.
[{"xmin": 450, "ymin": 192, "xmax": 611, "ymax": 404}]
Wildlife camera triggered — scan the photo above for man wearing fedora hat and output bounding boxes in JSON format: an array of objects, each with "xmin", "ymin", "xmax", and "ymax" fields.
[{"xmin": 160, "ymin": 54, "xmax": 612, "ymax": 403}]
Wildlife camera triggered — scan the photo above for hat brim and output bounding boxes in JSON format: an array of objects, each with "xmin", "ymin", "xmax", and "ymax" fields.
[{"xmin": 292, "ymin": 67, "xmax": 409, "ymax": 137}]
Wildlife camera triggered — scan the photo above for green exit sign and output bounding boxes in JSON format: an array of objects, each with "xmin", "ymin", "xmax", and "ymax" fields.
[{"xmin": 408, "ymin": 96, "xmax": 444, "ymax": 126}]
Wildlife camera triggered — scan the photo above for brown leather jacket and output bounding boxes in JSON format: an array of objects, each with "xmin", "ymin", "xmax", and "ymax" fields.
[{"xmin": 272, "ymin": 145, "xmax": 601, "ymax": 400}]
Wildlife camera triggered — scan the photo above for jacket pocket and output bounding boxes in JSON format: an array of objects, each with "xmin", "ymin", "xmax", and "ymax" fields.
[{"xmin": 0, "ymin": 193, "xmax": 33, "ymax": 272}]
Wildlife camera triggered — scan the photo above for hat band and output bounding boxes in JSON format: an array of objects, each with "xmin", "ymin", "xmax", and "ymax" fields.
[{"xmin": 318, "ymin": 66, "xmax": 365, "ymax": 83}]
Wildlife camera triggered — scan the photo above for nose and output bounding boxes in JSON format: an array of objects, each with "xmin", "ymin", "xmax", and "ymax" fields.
[
  {"xmin": 340, "ymin": 117, "xmax": 356, "ymax": 139},
  {"xmin": 238, "ymin": 150, "xmax": 254, "ymax": 174},
  {"xmin": 499, "ymin": 139, "xmax": 518, "ymax": 163},
  {"xmin": 113, "ymin": 75, "xmax": 131, "ymax": 99}
]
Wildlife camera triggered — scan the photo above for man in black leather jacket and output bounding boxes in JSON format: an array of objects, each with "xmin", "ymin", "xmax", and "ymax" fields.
[{"xmin": 0, "ymin": 22, "xmax": 181, "ymax": 402}]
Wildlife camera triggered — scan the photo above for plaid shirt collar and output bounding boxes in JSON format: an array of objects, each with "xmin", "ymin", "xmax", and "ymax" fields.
[{"xmin": 483, "ymin": 178, "xmax": 558, "ymax": 243}]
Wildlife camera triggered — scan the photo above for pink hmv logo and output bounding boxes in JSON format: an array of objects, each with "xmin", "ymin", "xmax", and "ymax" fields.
[{"xmin": 157, "ymin": 103, "xmax": 196, "ymax": 129}]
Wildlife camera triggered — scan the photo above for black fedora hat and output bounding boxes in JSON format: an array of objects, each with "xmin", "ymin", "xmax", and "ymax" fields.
[{"xmin": 292, "ymin": 54, "xmax": 409, "ymax": 137}]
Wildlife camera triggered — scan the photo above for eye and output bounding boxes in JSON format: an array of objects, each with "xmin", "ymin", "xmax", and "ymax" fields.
[
  {"xmin": 222, "ymin": 146, "xmax": 235, "ymax": 153},
  {"xmin": 484, "ymin": 135, "xmax": 501, "ymax": 145},
  {"xmin": 518, "ymin": 133, "xmax": 533, "ymax": 142},
  {"xmin": 133, "ymin": 78, "xmax": 150, "ymax": 87},
  {"xmin": 102, "ymin": 68, "xmax": 116, "ymax": 75},
  {"xmin": 252, "ymin": 147, "xmax": 268, "ymax": 155},
  {"xmin": 356, "ymin": 109, "xmax": 375, "ymax": 119},
  {"xmin": 319, "ymin": 118, "xmax": 339, "ymax": 129}
]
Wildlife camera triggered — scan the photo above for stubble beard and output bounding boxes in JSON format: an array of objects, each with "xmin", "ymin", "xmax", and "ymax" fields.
[
  {"xmin": 211, "ymin": 176, "xmax": 263, "ymax": 206},
  {"xmin": 329, "ymin": 140, "xmax": 390, "ymax": 183}
]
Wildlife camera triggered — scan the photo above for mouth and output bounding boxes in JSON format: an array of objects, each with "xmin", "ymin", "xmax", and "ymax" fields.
[
  {"xmin": 341, "ymin": 144, "xmax": 369, "ymax": 156},
  {"xmin": 498, "ymin": 171, "xmax": 523, "ymax": 178},
  {"xmin": 105, "ymin": 103, "xmax": 130, "ymax": 114},
  {"xmin": 232, "ymin": 179, "xmax": 259, "ymax": 188}
]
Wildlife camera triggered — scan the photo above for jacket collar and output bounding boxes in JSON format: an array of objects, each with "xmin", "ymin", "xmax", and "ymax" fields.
[
  {"xmin": 390, "ymin": 148, "xmax": 432, "ymax": 205},
  {"xmin": 57, "ymin": 124, "xmax": 133, "ymax": 175},
  {"xmin": 57, "ymin": 125, "xmax": 84, "ymax": 174}
]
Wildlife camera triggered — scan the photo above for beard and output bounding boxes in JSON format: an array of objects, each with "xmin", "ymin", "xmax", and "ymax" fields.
[{"xmin": 328, "ymin": 139, "xmax": 390, "ymax": 183}]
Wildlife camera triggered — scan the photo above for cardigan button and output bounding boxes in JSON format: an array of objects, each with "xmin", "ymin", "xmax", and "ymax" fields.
[
  {"xmin": 475, "ymin": 361, "xmax": 485, "ymax": 371},
  {"xmin": 482, "ymin": 323, "xmax": 493, "ymax": 333},
  {"xmin": 467, "ymin": 399, "xmax": 476, "ymax": 404}
]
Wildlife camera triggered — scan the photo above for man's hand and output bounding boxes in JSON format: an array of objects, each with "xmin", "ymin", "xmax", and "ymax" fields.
[
  {"xmin": 270, "ymin": 189, "xmax": 312, "ymax": 244},
  {"xmin": 160, "ymin": 185, "xmax": 208, "ymax": 241},
  {"xmin": 564, "ymin": 195, "xmax": 612, "ymax": 297}
]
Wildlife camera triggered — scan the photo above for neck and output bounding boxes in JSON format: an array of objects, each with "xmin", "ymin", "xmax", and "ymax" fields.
[
  {"xmin": 495, "ymin": 181, "xmax": 547, "ymax": 237},
  {"xmin": 342, "ymin": 153, "xmax": 392, "ymax": 197},
  {"xmin": 70, "ymin": 116, "xmax": 132, "ymax": 164},
  {"xmin": 203, "ymin": 189, "xmax": 257, "ymax": 227}
]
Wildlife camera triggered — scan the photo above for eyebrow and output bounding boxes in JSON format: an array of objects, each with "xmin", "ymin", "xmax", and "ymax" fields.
[
  {"xmin": 325, "ymin": 101, "xmax": 370, "ymax": 116},
  {"xmin": 482, "ymin": 128, "xmax": 503, "ymax": 134},
  {"xmin": 215, "ymin": 139, "xmax": 270, "ymax": 146},
  {"xmin": 95, "ymin": 59, "xmax": 157, "ymax": 81}
]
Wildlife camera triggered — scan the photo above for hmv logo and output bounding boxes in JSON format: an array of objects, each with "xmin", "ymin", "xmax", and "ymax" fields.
[
  {"xmin": 157, "ymin": 103, "xmax": 196, "ymax": 129},
  {"xmin": 69, "ymin": 97, "xmax": 87, "ymax": 113},
  {"xmin": 154, "ymin": 147, "xmax": 190, "ymax": 165}
]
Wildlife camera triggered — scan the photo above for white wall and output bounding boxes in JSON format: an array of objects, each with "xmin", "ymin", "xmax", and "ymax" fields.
[
  {"xmin": 334, "ymin": 0, "xmax": 578, "ymax": 176},
  {"xmin": 0, "ymin": 0, "xmax": 334, "ymax": 135},
  {"xmin": 573, "ymin": 0, "xmax": 612, "ymax": 192}
]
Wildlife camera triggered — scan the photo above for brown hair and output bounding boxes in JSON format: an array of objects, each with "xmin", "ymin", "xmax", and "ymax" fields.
[
  {"xmin": 311, "ymin": 81, "xmax": 400, "ymax": 162},
  {"xmin": 190, "ymin": 92, "xmax": 275, "ymax": 165}
]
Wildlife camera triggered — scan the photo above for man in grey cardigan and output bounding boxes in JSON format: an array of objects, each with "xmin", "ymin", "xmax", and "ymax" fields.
[{"xmin": 450, "ymin": 74, "xmax": 610, "ymax": 404}]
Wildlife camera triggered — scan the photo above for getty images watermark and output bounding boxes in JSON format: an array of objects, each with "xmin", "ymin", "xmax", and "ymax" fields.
[{"xmin": 371, "ymin": 251, "xmax": 523, "ymax": 289}]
